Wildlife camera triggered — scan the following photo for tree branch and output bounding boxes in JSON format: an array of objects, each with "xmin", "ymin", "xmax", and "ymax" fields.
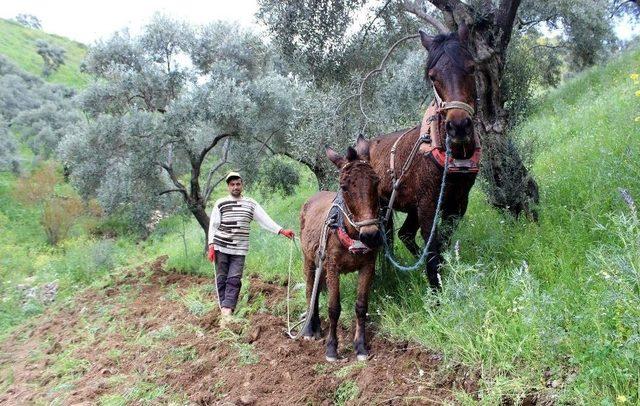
[
  {"xmin": 610, "ymin": 0, "xmax": 637, "ymax": 17},
  {"xmin": 495, "ymin": 0, "xmax": 522, "ymax": 53},
  {"xmin": 403, "ymin": 0, "xmax": 448, "ymax": 33},
  {"xmin": 360, "ymin": 0, "xmax": 394, "ymax": 45},
  {"xmin": 356, "ymin": 33, "xmax": 420, "ymax": 131},
  {"xmin": 203, "ymin": 138, "xmax": 231, "ymax": 203},
  {"xmin": 428, "ymin": 0, "xmax": 464, "ymax": 13},
  {"xmin": 197, "ymin": 133, "xmax": 236, "ymax": 166},
  {"xmin": 251, "ymin": 135, "xmax": 318, "ymax": 171},
  {"xmin": 158, "ymin": 161, "xmax": 187, "ymax": 196},
  {"xmin": 527, "ymin": 43, "xmax": 569, "ymax": 52},
  {"xmin": 159, "ymin": 188, "xmax": 188, "ymax": 198}
]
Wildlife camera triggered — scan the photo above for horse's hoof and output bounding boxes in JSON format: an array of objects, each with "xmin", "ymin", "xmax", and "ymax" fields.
[
  {"xmin": 303, "ymin": 335, "xmax": 313, "ymax": 341},
  {"xmin": 325, "ymin": 355, "xmax": 338, "ymax": 362},
  {"xmin": 356, "ymin": 354, "xmax": 369, "ymax": 362}
]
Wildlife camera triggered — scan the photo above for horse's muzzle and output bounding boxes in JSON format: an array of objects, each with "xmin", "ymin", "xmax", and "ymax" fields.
[
  {"xmin": 446, "ymin": 117, "xmax": 473, "ymax": 141},
  {"xmin": 359, "ymin": 228, "xmax": 382, "ymax": 249}
]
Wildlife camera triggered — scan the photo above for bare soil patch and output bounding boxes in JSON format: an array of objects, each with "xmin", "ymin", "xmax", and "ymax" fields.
[{"xmin": 0, "ymin": 257, "xmax": 478, "ymax": 405}]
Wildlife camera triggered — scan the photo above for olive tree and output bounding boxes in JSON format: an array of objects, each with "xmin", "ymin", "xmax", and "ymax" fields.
[
  {"xmin": 14, "ymin": 14, "xmax": 42, "ymax": 30},
  {"xmin": 0, "ymin": 118, "xmax": 19, "ymax": 173},
  {"xmin": 35, "ymin": 40, "xmax": 66, "ymax": 77},
  {"xmin": 61, "ymin": 15, "xmax": 305, "ymax": 238},
  {"xmin": 0, "ymin": 55, "xmax": 80, "ymax": 166}
]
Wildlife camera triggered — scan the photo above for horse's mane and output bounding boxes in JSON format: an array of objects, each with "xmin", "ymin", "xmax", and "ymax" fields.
[{"xmin": 426, "ymin": 33, "xmax": 473, "ymax": 74}]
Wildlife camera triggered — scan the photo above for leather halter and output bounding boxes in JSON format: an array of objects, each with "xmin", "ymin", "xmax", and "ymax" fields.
[
  {"xmin": 328, "ymin": 184, "xmax": 378, "ymax": 255},
  {"xmin": 418, "ymin": 85, "xmax": 481, "ymax": 174}
]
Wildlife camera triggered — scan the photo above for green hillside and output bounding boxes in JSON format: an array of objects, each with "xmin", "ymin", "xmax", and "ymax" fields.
[{"xmin": 0, "ymin": 18, "xmax": 88, "ymax": 88}]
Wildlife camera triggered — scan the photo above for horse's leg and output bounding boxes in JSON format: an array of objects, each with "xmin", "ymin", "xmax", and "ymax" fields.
[
  {"xmin": 354, "ymin": 262, "xmax": 374, "ymax": 361},
  {"xmin": 325, "ymin": 265, "xmax": 341, "ymax": 362},
  {"xmin": 419, "ymin": 182, "xmax": 471, "ymax": 291},
  {"xmin": 301, "ymin": 257, "xmax": 322, "ymax": 339},
  {"xmin": 398, "ymin": 208, "xmax": 420, "ymax": 257}
]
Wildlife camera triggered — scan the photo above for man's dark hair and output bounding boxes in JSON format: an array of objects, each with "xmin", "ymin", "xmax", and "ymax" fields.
[{"xmin": 226, "ymin": 176, "xmax": 241, "ymax": 184}]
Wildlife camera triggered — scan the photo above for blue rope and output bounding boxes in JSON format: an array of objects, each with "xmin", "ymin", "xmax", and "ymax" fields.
[{"xmin": 380, "ymin": 138, "xmax": 451, "ymax": 272}]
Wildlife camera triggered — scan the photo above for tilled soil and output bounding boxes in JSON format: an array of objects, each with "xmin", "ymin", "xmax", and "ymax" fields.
[{"xmin": 0, "ymin": 257, "xmax": 478, "ymax": 405}]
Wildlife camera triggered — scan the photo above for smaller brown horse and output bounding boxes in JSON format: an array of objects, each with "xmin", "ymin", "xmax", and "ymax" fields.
[{"xmin": 299, "ymin": 137, "xmax": 381, "ymax": 362}]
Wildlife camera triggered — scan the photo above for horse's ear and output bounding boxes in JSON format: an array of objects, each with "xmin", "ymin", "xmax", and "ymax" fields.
[
  {"xmin": 346, "ymin": 146, "xmax": 358, "ymax": 162},
  {"xmin": 457, "ymin": 21, "xmax": 469, "ymax": 44},
  {"xmin": 355, "ymin": 134, "xmax": 370, "ymax": 160},
  {"xmin": 325, "ymin": 145, "xmax": 345, "ymax": 168},
  {"xmin": 419, "ymin": 29, "xmax": 434, "ymax": 50}
]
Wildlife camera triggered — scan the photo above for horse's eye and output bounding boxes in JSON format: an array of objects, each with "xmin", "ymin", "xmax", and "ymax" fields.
[
  {"xmin": 340, "ymin": 184, "xmax": 348, "ymax": 192},
  {"xmin": 429, "ymin": 74, "xmax": 436, "ymax": 82}
]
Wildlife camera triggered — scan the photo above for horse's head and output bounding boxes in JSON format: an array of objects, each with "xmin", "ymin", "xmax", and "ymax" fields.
[
  {"xmin": 420, "ymin": 23, "xmax": 477, "ymax": 158},
  {"xmin": 326, "ymin": 136, "xmax": 381, "ymax": 249}
]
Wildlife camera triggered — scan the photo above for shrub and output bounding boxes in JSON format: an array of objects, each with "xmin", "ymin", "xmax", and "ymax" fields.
[
  {"xmin": 12, "ymin": 162, "xmax": 60, "ymax": 205},
  {"xmin": 90, "ymin": 239, "xmax": 116, "ymax": 272},
  {"xmin": 41, "ymin": 196, "xmax": 83, "ymax": 245}
]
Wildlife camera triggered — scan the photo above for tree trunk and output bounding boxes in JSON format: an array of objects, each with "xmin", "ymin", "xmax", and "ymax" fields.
[
  {"xmin": 188, "ymin": 198, "xmax": 213, "ymax": 254},
  {"xmin": 471, "ymin": 21, "xmax": 540, "ymax": 220}
]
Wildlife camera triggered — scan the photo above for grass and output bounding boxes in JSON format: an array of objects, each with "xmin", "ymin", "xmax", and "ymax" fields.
[
  {"xmin": 0, "ymin": 18, "xmax": 89, "ymax": 88},
  {"xmin": 334, "ymin": 380, "xmax": 360, "ymax": 406}
]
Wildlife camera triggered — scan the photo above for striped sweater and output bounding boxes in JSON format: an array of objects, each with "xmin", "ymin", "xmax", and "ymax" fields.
[{"xmin": 207, "ymin": 195, "xmax": 282, "ymax": 256}]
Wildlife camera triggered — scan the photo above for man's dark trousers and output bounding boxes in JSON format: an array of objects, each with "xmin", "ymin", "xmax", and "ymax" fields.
[{"xmin": 214, "ymin": 251, "xmax": 246, "ymax": 309}]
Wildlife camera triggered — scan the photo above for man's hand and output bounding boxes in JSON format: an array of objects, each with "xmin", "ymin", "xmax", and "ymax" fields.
[
  {"xmin": 207, "ymin": 245, "xmax": 216, "ymax": 263},
  {"xmin": 279, "ymin": 229, "xmax": 295, "ymax": 239}
]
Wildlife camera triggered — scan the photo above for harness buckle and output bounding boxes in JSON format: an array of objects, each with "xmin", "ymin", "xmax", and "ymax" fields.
[{"xmin": 420, "ymin": 134, "xmax": 432, "ymax": 144}]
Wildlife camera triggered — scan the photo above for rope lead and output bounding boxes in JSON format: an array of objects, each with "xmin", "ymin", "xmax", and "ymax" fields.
[{"xmin": 380, "ymin": 136, "xmax": 451, "ymax": 272}]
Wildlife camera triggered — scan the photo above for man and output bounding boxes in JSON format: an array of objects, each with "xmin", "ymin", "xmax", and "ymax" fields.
[{"xmin": 207, "ymin": 171, "xmax": 295, "ymax": 319}]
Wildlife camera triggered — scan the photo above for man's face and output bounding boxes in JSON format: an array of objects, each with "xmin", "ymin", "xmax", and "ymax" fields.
[{"xmin": 227, "ymin": 178, "xmax": 243, "ymax": 197}]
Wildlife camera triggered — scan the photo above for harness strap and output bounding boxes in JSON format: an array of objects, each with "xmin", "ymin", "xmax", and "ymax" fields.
[
  {"xmin": 418, "ymin": 100, "xmax": 482, "ymax": 174},
  {"xmin": 388, "ymin": 126, "xmax": 417, "ymax": 185},
  {"xmin": 432, "ymin": 85, "xmax": 475, "ymax": 116}
]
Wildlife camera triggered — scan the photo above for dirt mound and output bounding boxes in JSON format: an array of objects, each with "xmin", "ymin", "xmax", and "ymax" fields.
[{"xmin": 0, "ymin": 257, "xmax": 475, "ymax": 405}]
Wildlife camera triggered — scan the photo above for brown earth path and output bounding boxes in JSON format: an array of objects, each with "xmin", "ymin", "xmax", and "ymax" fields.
[{"xmin": 0, "ymin": 257, "xmax": 478, "ymax": 405}]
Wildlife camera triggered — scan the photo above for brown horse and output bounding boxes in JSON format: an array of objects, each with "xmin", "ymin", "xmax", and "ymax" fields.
[
  {"xmin": 299, "ymin": 139, "xmax": 381, "ymax": 361},
  {"xmin": 369, "ymin": 24, "xmax": 478, "ymax": 290}
]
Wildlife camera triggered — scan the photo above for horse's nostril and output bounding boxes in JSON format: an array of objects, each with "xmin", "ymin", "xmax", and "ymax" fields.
[{"xmin": 360, "ymin": 230, "xmax": 382, "ymax": 248}]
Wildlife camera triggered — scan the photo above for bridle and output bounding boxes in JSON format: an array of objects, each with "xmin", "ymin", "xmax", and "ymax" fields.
[
  {"xmin": 332, "ymin": 160, "xmax": 380, "ymax": 231},
  {"xmin": 431, "ymin": 83, "xmax": 475, "ymax": 117},
  {"xmin": 419, "ymin": 81, "xmax": 481, "ymax": 174}
]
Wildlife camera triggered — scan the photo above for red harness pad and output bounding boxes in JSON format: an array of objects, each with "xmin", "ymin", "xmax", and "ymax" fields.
[
  {"xmin": 418, "ymin": 103, "xmax": 482, "ymax": 174},
  {"xmin": 337, "ymin": 228, "xmax": 371, "ymax": 255}
]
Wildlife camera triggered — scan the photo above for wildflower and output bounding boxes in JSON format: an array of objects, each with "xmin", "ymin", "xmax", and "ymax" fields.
[
  {"xmin": 631, "ymin": 73, "xmax": 640, "ymax": 83},
  {"xmin": 635, "ymin": 116, "xmax": 640, "ymax": 122},
  {"xmin": 616, "ymin": 395, "xmax": 627, "ymax": 403},
  {"xmin": 635, "ymin": 90, "xmax": 640, "ymax": 97}
]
